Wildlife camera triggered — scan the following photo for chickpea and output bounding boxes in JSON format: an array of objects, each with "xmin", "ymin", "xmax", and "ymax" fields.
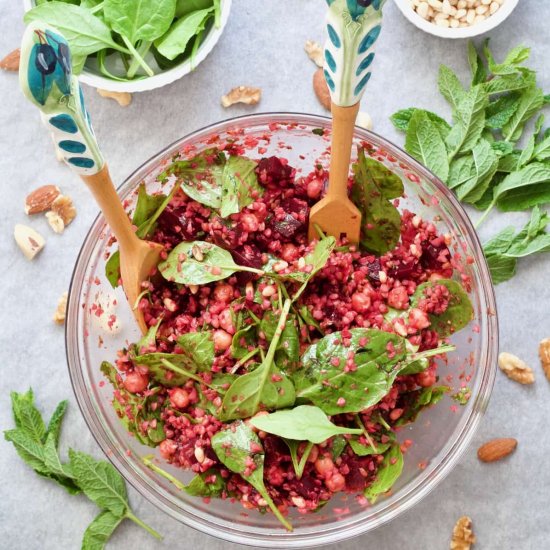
[
  {"xmin": 351, "ymin": 292, "xmax": 371, "ymax": 313},
  {"xmin": 214, "ymin": 283, "xmax": 234, "ymax": 303},
  {"xmin": 123, "ymin": 372, "xmax": 149, "ymax": 393},
  {"xmin": 213, "ymin": 329, "xmax": 232, "ymax": 352},
  {"xmin": 169, "ymin": 388, "xmax": 190, "ymax": 409},
  {"xmin": 325, "ymin": 472, "xmax": 346, "ymax": 492},
  {"xmin": 159, "ymin": 439, "xmax": 177, "ymax": 459},
  {"xmin": 314, "ymin": 455, "xmax": 334, "ymax": 476}
]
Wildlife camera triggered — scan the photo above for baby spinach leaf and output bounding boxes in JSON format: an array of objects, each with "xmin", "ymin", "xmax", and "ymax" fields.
[
  {"xmin": 176, "ymin": 0, "xmax": 213, "ymax": 17},
  {"xmin": 104, "ymin": 0, "xmax": 176, "ymax": 44},
  {"xmin": 445, "ymin": 85, "xmax": 488, "ymax": 160},
  {"xmin": 220, "ymin": 300, "xmax": 296, "ymax": 420},
  {"xmin": 249, "ymin": 405, "xmax": 362, "ymax": 443},
  {"xmin": 82, "ymin": 510, "xmax": 123, "ymax": 550},
  {"xmin": 410, "ymin": 279, "xmax": 473, "ymax": 337},
  {"xmin": 283, "ymin": 439, "xmax": 314, "ymax": 479},
  {"xmin": 142, "ymin": 455, "xmax": 225, "ymax": 497},
  {"xmin": 160, "ymin": 149, "xmax": 226, "ymax": 209},
  {"xmin": 405, "ymin": 110, "xmax": 449, "ymax": 181},
  {"xmin": 390, "ymin": 108, "xmax": 450, "ymax": 140},
  {"xmin": 184, "ymin": 469, "xmax": 225, "ymax": 497},
  {"xmin": 176, "ymin": 331, "xmax": 215, "ymax": 371},
  {"xmin": 298, "ymin": 305, "xmax": 324, "ymax": 334},
  {"xmin": 132, "ymin": 184, "xmax": 167, "ymax": 229},
  {"xmin": 220, "ymin": 156, "xmax": 263, "ymax": 218},
  {"xmin": 211, "ymin": 421, "xmax": 292, "ymax": 530},
  {"xmin": 159, "ymin": 241, "xmax": 262, "ymax": 285},
  {"xmin": 363, "ymin": 443, "xmax": 403, "ymax": 503},
  {"xmin": 155, "ymin": 7, "xmax": 213, "ymax": 60},
  {"xmin": 351, "ymin": 150, "xmax": 404, "ymax": 255},
  {"xmin": 349, "ymin": 436, "xmax": 391, "ymax": 457},
  {"xmin": 281, "ymin": 237, "xmax": 336, "ymax": 284},
  {"xmin": 231, "ymin": 325, "xmax": 257, "ymax": 360},
  {"xmin": 438, "ymin": 64, "xmax": 466, "ymax": 112},
  {"xmin": 395, "ymin": 386, "xmax": 450, "ymax": 426},
  {"xmin": 294, "ymin": 329, "xmax": 407, "ymax": 415},
  {"xmin": 24, "ymin": 2, "xmax": 125, "ymax": 57}
]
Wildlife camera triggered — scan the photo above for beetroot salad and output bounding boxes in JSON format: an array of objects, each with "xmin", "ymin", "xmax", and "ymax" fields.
[{"xmin": 101, "ymin": 144, "xmax": 474, "ymax": 531}]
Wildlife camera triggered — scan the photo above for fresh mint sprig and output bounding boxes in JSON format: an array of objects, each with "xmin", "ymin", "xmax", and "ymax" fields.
[
  {"xmin": 391, "ymin": 39, "xmax": 550, "ymax": 284},
  {"xmin": 4, "ymin": 390, "xmax": 162, "ymax": 549}
]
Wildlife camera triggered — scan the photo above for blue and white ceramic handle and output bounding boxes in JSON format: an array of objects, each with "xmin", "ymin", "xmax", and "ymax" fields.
[
  {"xmin": 324, "ymin": 0, "xmax": 386, "ymax": 107},
  {"xmin": 19, "ymin": 22, "xmax": 104, "ymax": 175}
]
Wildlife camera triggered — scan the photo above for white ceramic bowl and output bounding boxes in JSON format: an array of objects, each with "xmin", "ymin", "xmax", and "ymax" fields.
[
  {"xmin": 22, "ymin": 0, "xmax": 232, "ymax": 92},
  {"xmin": 393, "ymin": 0, "xmax": 519, "ymax": 39}
]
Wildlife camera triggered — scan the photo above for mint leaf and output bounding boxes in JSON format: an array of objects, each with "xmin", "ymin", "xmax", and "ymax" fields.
[
  {"xmin": 493, "ymin": 163, "xmax": 550, "ymax": 211},
  {"xmin": 485, "ymin": 94, "xmax": 521, "ymax": 129},
  {"xmin": 4, "ymin": 429, "xmax": 49, "ymax": 475},
  {"xmin": 69, "ymin": 450, "xmax": 128, "ymax": 516},
  {"xmin": 82, "ymin": 510, "xmax": 123, "ymax": 550},
  {"xmin": 503, "ymin": 85, "xmax": 545, "ymax": 142},
  {"xmin": 445, "ymin": 85, "xmax": 488, "ymax": 159},
  {"xmin": 455, "ymin": 139, "xmax": 498, "ymax": 203},
  {"xmin": 486, "ymin": 254, "xmax": 517, "ymax": 284},
  {"xmin": 438, "ymin": 64, "xmax": 466, "ymax": 112},
  {"xmin": 390, "ymin": 108, "xmax": 450, "ymax": 140},
  {"xmin": 467, "ymin": 41, "xmax": 487, "ymax": 85},
  {"xmin": 405, "ymin": 110, "xmax": 449, "ymax": 180},
  {"xmin": 45, "ymin": 399, "xmax": 68, "ymax": 447},
  {"xmin": 10, "ymin": 390, "xmax": 46, "ymax": 443}
]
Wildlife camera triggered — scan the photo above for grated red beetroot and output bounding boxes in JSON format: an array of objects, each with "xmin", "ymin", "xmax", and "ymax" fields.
[{"xmin": 105, "ymin": 151, "xmax": 469, "ymax": 521}]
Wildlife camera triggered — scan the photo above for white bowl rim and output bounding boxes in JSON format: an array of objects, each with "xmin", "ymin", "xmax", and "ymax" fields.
[
  {"xmin": 393, "ymin": 0, "xmax": 519, "ymax": 39},
  {"xmin": 21, "ymin": 0, "xmax": 232, "ymax": 92}
]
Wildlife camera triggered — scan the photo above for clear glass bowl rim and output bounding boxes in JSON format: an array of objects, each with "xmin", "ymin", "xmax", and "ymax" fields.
[{"xmin": 66, "ymin": 112, "xmax": 498, "ymax": 548}]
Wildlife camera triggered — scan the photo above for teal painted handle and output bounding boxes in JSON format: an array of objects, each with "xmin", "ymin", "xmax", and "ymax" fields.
[
  {"xmin": 324, "ymin": 0, "xmax": 386, "ymax": 107},
  {"xmin": 19, "ymin": 22, "xmax": 104, "ymax": 175}
]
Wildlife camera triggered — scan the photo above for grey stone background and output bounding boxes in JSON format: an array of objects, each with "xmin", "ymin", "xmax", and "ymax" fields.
[{"xmin": 1, "ymin": 0, "xmax": 548, "ymax": 548}]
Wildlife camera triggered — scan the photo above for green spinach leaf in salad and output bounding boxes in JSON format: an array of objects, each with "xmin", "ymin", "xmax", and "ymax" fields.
[
  {"xmin": 249, "ymin": 405, "xmax": 363, "ymax": 443},
  {"xmin": 351, "ymin": 150, "xmax": 404, "ymax": 255},
  {"xmin": 363, "ymin": 443, "xmax": 403, "ymax": 503},
  {"xmin": 211, "ymin": 421, "xmax": 292, "ymax": 530}
]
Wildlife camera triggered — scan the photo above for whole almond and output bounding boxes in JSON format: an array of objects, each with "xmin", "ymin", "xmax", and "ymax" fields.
[
  {"xmin": 313, "ymin": 68, "xmax": 331, "ymax": 111},
  {"xmin": 477, "ymin": 438, "xmax": 517, "ymax": 463},
  {"xmin": 25, "ymin": 185, "xmax": 61, "ymax": 215},
  {"xmin": 0, "ymin": 48, "xmax": 20, "ymax": 71}
]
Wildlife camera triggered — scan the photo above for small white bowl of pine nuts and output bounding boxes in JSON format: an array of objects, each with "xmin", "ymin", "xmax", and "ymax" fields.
[{"xmin": 393, "ymin": 0, "xmax": 519, "ymax": 38}]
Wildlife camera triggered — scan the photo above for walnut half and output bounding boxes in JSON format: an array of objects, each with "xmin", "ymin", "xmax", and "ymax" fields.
[
  {"xmin": 498, "ymin": 352, "xmax": 535, "ymax": 384},
  {"xmin": 221, "ymin": 86, "xmax": 261, "ymax": 108},
  {"xmin": 450, "ymin": 516, "xmax": 476, "ymax": 550}
]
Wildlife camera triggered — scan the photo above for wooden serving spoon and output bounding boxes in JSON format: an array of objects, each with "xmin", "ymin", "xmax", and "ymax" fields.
[
  {"xmin": 19, "ymin": 22, "xmax": 161, "ymax": 334},
  {"xmin": 308, "ymin": 0, "xmax": 386, "ymax": 243}
]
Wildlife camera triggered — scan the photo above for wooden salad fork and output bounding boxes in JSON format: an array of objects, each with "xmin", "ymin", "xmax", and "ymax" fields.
[
  {"xmin": 308, "ymin": 0, "xmax": 386, "ymax": 243},
  {"xmin": 19, "ymin": 22, "xmax": 162, "ymax": 334}
]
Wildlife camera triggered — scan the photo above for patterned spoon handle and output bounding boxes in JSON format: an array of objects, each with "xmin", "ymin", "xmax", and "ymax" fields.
[
  {"xmin": 323, "ymin": 0, "xmax": 386, "ymax": 107},
  {"xmin": 19, "ymin": 21, "xmax": 104, "ymax": 176}
]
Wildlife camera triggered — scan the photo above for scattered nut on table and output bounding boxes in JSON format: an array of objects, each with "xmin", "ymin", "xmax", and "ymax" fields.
[
  {"xmin": 14, "ymin": 224, "xmax": 45, "ymax": 260},
  {"xmin": 313, "ymin": 68, "xmax": 331, "ymax": 111},
  {"xmin": 53, "ymin": 292, "xmax": 68, "ymax": 325},
  {"xmin": 97, "ymin": 88, "xmax": 132, "ymax": 106},
  {"xmin": 46, "ymin": 195, "xmax": 77, "ymax": 234},
  {"xmin": 221, "ymin": 86, "xmax": 261, "ymax": 108},
  {"xmin": 0, "ymin": 48, "xmax": 20, "ymax": 71},
  {"xmin": 450, "ymin": 516, "xmax": 476, "ymax": 550},
  {"xmin": 356, "ymin": 111, "xmax": 373, "ymax": 130},
  {"xmin": 477, "ymin": 437, "xmax": 517, "ymax": 463},
  {"xmin": 304, "ymin": 40, "xmax": 323, "ymax": 68},
  {"xmin": 539, "ymin": 338, "xmax": 550, "ymax": 381},
  {"xmin": 25, "ymin": 185, "xmax": 61, "ymax": 215},
  {"xmin": 498, "ymin": 351, "xmax": 535, "ymax": 384}
]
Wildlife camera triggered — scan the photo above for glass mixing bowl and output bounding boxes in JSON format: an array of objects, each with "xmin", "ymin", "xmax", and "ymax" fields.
[{"xmin": 66, "ymin": 113, "xmax": 498, "ymax": 547}]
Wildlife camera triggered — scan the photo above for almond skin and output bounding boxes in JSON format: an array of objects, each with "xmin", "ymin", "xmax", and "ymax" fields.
[
  {"xmin": 0, "ymin": 48, "xmax": 20, "ymax": 71},
  {"xmin": 477, "ymin": 438, "xmax": 517, "ymax": 463},
  {"xmin": 313, "ymin": 68, "xmax": 331, "ymax": 111},
  {"xmin": 25, "ymin": 185, "xmax": 61, "ymax": 215}
]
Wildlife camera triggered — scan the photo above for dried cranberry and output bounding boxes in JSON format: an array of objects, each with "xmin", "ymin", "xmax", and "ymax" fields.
[{"xmin": 256, "ymin": 157, "xmax": 294, "ymax": 187}]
